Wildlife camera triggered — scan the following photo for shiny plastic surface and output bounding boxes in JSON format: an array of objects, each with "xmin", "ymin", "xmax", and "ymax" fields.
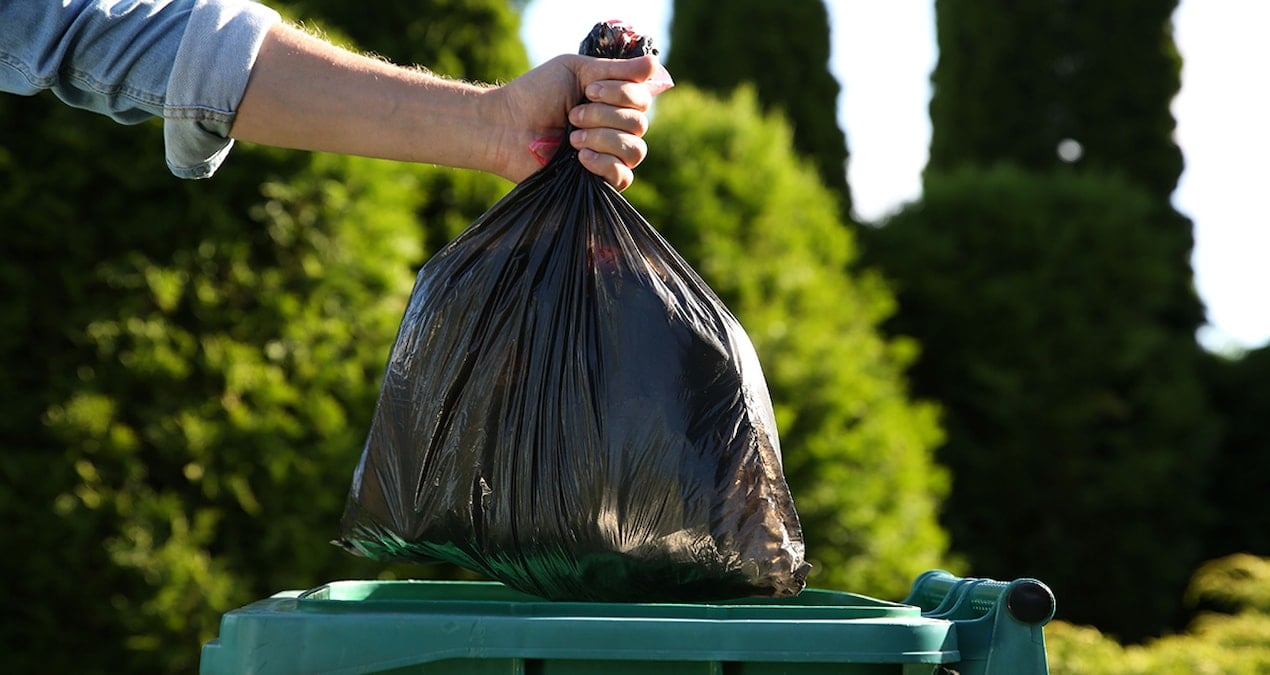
[{"xmin": 200, "ymin": 579, "xmax": 960, "ymax": 675}]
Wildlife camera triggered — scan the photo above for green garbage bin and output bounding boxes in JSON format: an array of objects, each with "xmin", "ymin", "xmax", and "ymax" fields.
[{"xmin": 199, "ymin": 570, "xmax": 1054, "ymax": 675}]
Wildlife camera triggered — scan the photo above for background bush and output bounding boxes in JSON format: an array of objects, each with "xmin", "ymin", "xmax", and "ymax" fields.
[{"xmin": 1046, "ymin": 554, "xmax": 1270, "ymax": 674}]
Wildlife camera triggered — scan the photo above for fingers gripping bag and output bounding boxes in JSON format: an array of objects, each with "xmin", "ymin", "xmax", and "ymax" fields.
[{"xmin": 336, "ymin": 21, "xmax": 809, "ymax": 602}]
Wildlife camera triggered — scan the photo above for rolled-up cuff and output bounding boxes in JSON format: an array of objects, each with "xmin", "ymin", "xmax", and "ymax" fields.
[{"xmin": 163, "ymin": 0, "xmax": 280, "ymax": 179}]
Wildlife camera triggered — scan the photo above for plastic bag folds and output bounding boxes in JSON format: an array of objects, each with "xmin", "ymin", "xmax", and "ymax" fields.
[{"xmin": 336, "ymin": 21, "xmax": 809, "ymax": 602}]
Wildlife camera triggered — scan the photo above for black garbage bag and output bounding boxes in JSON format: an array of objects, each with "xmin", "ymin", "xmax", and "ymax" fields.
[{"xmin": 336, "ymin": 21, "xmax": 809, "ymax": 602}]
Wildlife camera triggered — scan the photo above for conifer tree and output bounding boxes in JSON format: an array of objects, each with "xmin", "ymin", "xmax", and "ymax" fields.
[
  {"xmin": 666, "ymin": 0, "xmax": 852, "ymax": 214},
  {"xmin": 859, "ymin": 0, "xmax": 1219, "ymax": 640},
  {"xmin": 928, "ymin": 0, "xmax": 1184, "ymax": 204},
  {"xmin": 861, "ymin": 164, "xmax": 1220, "ymax": 642},
  {"xmin": 926, "ymin": 0, "xmax": 1200, "ymax": 330}
]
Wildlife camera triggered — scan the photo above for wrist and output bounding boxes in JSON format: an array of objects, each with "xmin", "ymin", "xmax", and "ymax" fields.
[
  {"xmin": 469, "ymin": 83, "xmax": 545, "ymax": 183},
  {"xmin": 464, "ymin": 84, "xmax": 515, "ymax": 179}
]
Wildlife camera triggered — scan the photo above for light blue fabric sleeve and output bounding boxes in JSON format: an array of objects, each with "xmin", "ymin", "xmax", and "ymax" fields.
[{"xmin": 0, "ymin": 0, "xmax": 282, "ymax": 178}]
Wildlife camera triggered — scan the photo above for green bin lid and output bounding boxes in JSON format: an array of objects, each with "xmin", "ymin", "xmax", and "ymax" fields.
[
  {"xmin": 201, "ymin": 580, "xmax": 960, "ymax": 675},
  {"xmin": 298, "ymin": 579, "xmax": 920, "ymax": 620}
]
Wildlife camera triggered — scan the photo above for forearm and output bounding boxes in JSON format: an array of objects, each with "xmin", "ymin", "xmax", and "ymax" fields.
[
  {"xmin": 230, "ymin": 20, "xmax": 666, "ymax": 188},
  {"xmin": 230, "ymin": 23, "xmax": 502, "ymax": 175}
]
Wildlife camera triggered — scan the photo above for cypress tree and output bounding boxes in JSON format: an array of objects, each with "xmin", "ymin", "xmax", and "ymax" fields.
[
  {"xmin": 861, "ymin": 0, "xmax": 1219, "ymax": 640},
  {"xmin": 666, "ymin": 0, "xmax": 852, "ymax": 214},
  {"xmin": 861, "ymin": 165, "xmax": 1220, "ymax": 642},
  {"xmin": 927, "ymin": 0, "xmax": 1200, "ymax": 331},
  {"xmin": 928, "ymin": 0, "xmax": 1184, "ymax": 202}
]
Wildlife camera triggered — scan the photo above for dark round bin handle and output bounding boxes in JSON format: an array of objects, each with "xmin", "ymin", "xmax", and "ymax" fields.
[{"xmin": 1006, "ymin": 579, "xmax": 1056, "ymax": 625}]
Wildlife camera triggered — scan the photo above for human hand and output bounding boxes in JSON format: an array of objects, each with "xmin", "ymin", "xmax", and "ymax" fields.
[{"xmin": 488, "ymin": 54, "xmax": 673, "ymax": 190}]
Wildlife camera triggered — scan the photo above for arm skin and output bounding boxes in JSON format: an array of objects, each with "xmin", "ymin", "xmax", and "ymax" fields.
[{"xmin": 229, "ymin": 23, "xmax": 669, "ymax": 190}]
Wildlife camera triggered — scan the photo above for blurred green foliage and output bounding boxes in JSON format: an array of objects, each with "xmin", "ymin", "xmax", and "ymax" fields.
[
  {"xmin": 285, "ymin": 0, "xmax": 528, "ymax": 80},
  {"xmin": 1047, "ymin": 554, "xmax": 1270, "ymax": 674},
  {"xmin": 0, "ymin": 2, "xmax": 519, "ymax": 671},
  {"xmin": 0, "ymin": 93, "xmax": 511, "ymax": 671},
  {"xmin": 859, "ymin": 164, "xmax": 1221, "ymax": 641},
  {"xmin": 2, "ymin": 99, "xmax": 378, "ymax": 672},
  {"xmin": 628, "ymin": 85, "xmax": 952, "ymax": 598}
]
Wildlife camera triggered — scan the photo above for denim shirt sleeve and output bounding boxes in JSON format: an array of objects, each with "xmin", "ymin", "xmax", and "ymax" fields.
[{"xmin": 0, "ymin": 0, "xmax": 281, "ymax": 179}]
